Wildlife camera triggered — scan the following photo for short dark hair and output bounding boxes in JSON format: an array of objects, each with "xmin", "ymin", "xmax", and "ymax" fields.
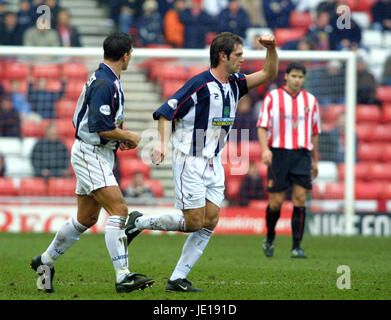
[
  {"xmin": 210, "ymin": 32, "xmax": 243, "ymax": 68},
  {"xmin": 103, "ymin": 32, "xmax": 133, "ymax": 61},
  {"xmin": 286, "ymin": 62, "xmax": 306, "ymax": 75}
]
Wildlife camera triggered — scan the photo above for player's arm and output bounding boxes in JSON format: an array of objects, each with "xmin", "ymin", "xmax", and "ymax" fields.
[
  {"xmin": 257, "ymin": 126, "xmax": 272, "ymax": 166},
  {"xmin": 98, "ymin": 128, "xmax": 140, "ymax": 149},
  {"xmin": 311, "ymin": 134, "xmax": 319, "ymax": 179},
  {"xmin": 151, "ymin": 115, "xmax": 172, "ymax": 165},
  {"xmin": 245, "ymin": 35, "xmax": 279, "ymax": 91}
]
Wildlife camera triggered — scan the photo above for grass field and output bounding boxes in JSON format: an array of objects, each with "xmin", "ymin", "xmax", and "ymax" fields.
[{"xmin": 1, "ymin": 232, "xmax": 391, "ymax": 300}]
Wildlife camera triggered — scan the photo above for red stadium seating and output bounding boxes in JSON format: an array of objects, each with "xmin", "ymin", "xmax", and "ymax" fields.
[
  {"xmin": 372, "ymin": 124, "xmax": 391, "ymax": 142},
  {"xmin": 116, "ymin": 147, "xmax": 138, "ymax": 159},
  {"xmin": 56, "ymin": 98, "xmax": 76, "ymax": 119},
  {"xmin": 289, "ymin": 11, "xmax": 313, "ymax": 29},
  {"xmin": 159, "ymin": 64, "xmax": 186, "ymax": 82},
  {"xmin": 324, "ymin": 182, "xmax": 345, "ymax": 199},
  {"xmin": 355, "ymin": 0, "xmax": 377, "ymax": 13},
  {"xmin": 355, "ymin": 104, "xmax": 381, "ymax": 123},
  {"xmin": 338, "ymin": 162, "xmax": 372, "ymax": 181},
  {"xmin": 162, "ymin": 80, "xmax": 185, "ymax": 99},
  {"xmin": 355, "ymin": 181, "xmax": 382, "ymax": 200},
  {"xmin": 239, "ymin": 141, "xmax": 262, "ymax": 162},
  {"xmin": 376, "ymin": 86, "xmax": 391, "ymax": 103},
  {"xmin": 21, "ymin": 119, "xmax": 50, "ymax": 137},
  {"xmin": 368, "ymin": 163, "xmax": 391, "ymax": 181},
  {"xmin": 248, "ymin": 200, "xmax": 269, "ymax": 210},
  {"xmin": 0, "ymin": 79, "xmax": 28, "ymax": 94},
  {"xmin": 55, "ymin": 119, "xmax": 75, "ymax": 138},
  {"xmin": 0, "ymin": 178, "xmax": 17, "ymax": 196},
  {"xmin": 188, "ymin": 65, "xmax": 208, "ymax": 79},
  {"xmin": 45, "ymin": 79, "xmax": 63, "ymax": 92},
  {"xmin": 274, "ymin": 28, "xmax": 307, "ymax": 47},
  {"xmin": 225, "ymin": 176, "xmax": 243, "ymax": 202},
  {"xmin": 65, "ymin": 80, "xmax": 85, "ymax": 99},
  {"xmin": 2, "ymin": 61, "xmax": 29, "ymax": 80},
  {"xmin": 18, "ymin": 178, "xmax": 47, "ymax": 196},
  {"xmin": 382, "ymin": 104, "xmax": 391, "ymax": 123},
  {"xmin": 118, "ymin": 157, "xmax": 150, "ymax": 178},
  {"xmin": 256, "ymin": 161, "xmax": 268, "ymax": 180},
  {"xmin": 325, "ymin": 104, "xmax": 345, "ymax": 122},
  {"xmin": 355, "ymin": 123, "xmax": 376, "ymax": 142},
  {"xmin": 61, "ymin": 138, "xmax": 74, "ymax": 155},
  {"xmin": 381, "ymin": 182, "xmax": 391, "ymax": 200},
  {"xmin": 31, "ymin": 64, "xmax": 60, "ymax": 79},
  {"xmin": 61, "ymin": 62, "xmax": 88, "ymax": 80},
  {"xmin": 120, "ymin": 177, "xmax": 164, "ymax": 197},
  {"xmin": 47, "ymin": 178, "xmax": 76, "ymax": 196},
  {"xmin": 357, "ymin": 143, "xmax": 383, "ymax": 162},
  {"xmin": 381, "ymin": 144, "xmax": 391, "ymax": 162},
  {"xmin": 311, "ymin": 183, "xmax": 322, "ymax": 200}
]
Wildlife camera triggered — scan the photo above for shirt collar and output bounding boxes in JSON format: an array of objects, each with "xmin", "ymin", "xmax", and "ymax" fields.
[{"xmin": 100, "ymin": 63, "xmax": 120, "ymax": 80}]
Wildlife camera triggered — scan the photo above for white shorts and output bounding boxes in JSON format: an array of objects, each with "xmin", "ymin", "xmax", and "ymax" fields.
[
  {"xmin": 71, "ymin": 139, "xmax": 118, "ymax": 196},
  {"xmin": 172, "ymin": 148, "xmax": 225, "ymax": 210}
]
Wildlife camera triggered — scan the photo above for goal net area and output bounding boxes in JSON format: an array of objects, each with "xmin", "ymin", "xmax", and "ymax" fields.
[{"xmin": 0, "ymin": 46, "xmax": 390, "ymax": 235}]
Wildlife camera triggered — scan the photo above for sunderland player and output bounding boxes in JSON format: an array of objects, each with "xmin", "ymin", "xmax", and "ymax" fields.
[
  {"xmin": 30, "ymin": 32, "xmax": 154, "ymax": 293},
  {"xmin": 125, "ymin": 32, "xmax": 278, "ymax": 292},
  {"xmin": 257, "ymin": 62, "xmax": 321, "ymax": 259}
]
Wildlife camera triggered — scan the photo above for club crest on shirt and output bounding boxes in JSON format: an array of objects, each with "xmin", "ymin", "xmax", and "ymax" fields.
[
  {"xmin": 304, "ymin": 105, "xmax": 310, "ymax": 113},
  {"xmin": 168, "ymin": 99, "xmax": 179, "ymax": 110},
  {"xmin": 100, "ymin": 104, "xmax": 111, "ymax": 115},
  {"xmin": 292, "ymin": 120, "xmax": 299, "ymax": 129},
  {"xmin": 268, "ymin": 179, "xmax": 274, "ymax": 188}
]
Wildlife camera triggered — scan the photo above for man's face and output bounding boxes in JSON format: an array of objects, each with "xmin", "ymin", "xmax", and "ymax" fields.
[
  {"xmin": 122, "ymin": 48, "xmax": 133, "ymax": 70},
  {"xmin": 225, "ymin": 43, "xmax": 244, "ymax": 74},
  {"xmin": 285, "ymin": 69, "xmax": 305, "ymax": 92}
]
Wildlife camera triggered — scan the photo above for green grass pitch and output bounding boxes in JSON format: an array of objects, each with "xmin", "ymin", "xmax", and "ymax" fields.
[{"xmin": 1, "ymin": 232, "xmax": 390, "ymax": 300}]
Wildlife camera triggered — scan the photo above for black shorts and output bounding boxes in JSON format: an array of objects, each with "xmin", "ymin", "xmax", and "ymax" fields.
[{"xmin": 267, "ymin": 148, "xmax": 312, "ymax": 193}]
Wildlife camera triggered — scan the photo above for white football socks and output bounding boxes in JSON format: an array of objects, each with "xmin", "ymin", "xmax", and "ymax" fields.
[
  {"xmin": 105, "ymin": 215, "xmax": 131, "ymax": 283},
  {"xmin": 170, "ymin": 228, "xmax": 213, "ymax": 281},
  {"xmin": 135, "ymin": 213, "xmax": 185, "ymax": 232},
  {"xmin": 41, "ymin": 217, "xmax": 88, "ymax": 265}
]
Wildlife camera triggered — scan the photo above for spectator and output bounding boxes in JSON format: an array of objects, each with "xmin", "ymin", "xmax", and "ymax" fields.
[
  {"xmin": 282, "ymin": 35, "xmax": 317, "ymax": 50},
  {"xmin": 238, "ymin": 161, "xmax": 267, "ymax": 206},
  {"xmin": 31, "ymin": 122, "xmax": 69, "ymax": 179},
  {"xmin": 28, "ymin": 77, "xmax": 66, "ymax": 119},
  {"xmin": 124, "ymin": 172, "xmax": 155, "ymax": 198},
  {"xmin": 107, "ymin": 0, "xmax": 122, "ymax": 26},
  {"xmin": 23, "ymin": 25, "xmax": 61, "ymax": 46},
  {"xmin": 0, "ymin": 94, "xmax": 21, "ymax": 137},
  {"xmin": 10, "ymin": 79, "xmax": 41, "ymax": 121},
  {"xmin": 18, "ymin": 0, "xmax": 35, "ymax": 32},
  {"xmin": 263, "ymin": 0, "xmax": 294, "ymax": 29},
  {"xmin": 382, "ymin": 55, "xmax": 391, "ymax": 85},
  {"xmin": 118, "ymin": 0, "xmax": 139, "ymax": 34},
  {"xmin": 136, "ymin": 0, "xmax": 165, "ymax": 47},
  {"xmin": 305, "ymin": 60, "xmax": 345, "ymax": 106},
  {"xmin": 316, "ymin": 0, "xmax": 337, "ymax": 19},
  {"xmin": 233, "ymin": 95, "xmax": 258, "ymax": 142},
  {"xmin": 372, "ymin": 0, "xmax": 391, "ymax": 31},
  {"xmin": 45, "ymin": 0, "xmax": 62, "ymax": 29},
  {"xmin": 0, "ymin": 0, "xmax": 8, "ymax": 24},
  {"xmin": 157, "ymin": 0, "xmax": 175, "ymax": 18},
  {"xmin": 306, "ymin": 10, "xmax": 333, "ymax": 50},
  {"xmin": 164, "ymin": 0, "xmax": 186, "ymax": 48},
  {"xmin": 357, "ymin": 58, "xmax": 378, "ymax": 105},
  {"xmin": 329, "ymin": 17, "xmax": 362, "ymax": 51},
  {"xmin": 180, "ymin": 0, "xmax": 214, "ymax": 48},
  {"xmin": 203, "ymin": 0, "xmax": 228, "ymax": 17},
  {"xmin": 319, "ymin": 112, "xmax": 357, "ymax": 163},
  {"xmin": 0, "ymin": 82, "xmax": 4, "ymax": 99},
  {"xmin": 0, "ymin": 11, "xmax": 24, "ymax": 45},
  {"xmin": 56, "ymin": 8, "xmax": 81, "ymax": 47},
  {"xmin": 217, "ymin": 0, "xmax": 251, "ymax": 39}
]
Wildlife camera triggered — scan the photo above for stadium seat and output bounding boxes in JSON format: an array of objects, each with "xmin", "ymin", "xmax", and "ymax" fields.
[
  {"xmin": 21, "ymin": 119, "xmax": 50, "ymax": 138},
  {"xmin": 382, "ymin": 104, "xmax": 391, "ymax": 123},
  {"xmin": 65, "ymin": 80, "xmax": 85, "ymax": 99},
  {"xmin": 355, "ymin": 181, "xmax": 382, "ymax": 200},
  {"xmin": 256, "ymin": 161, "xmax": 268, "ymax": 179},
  {"xmin": 188, "ymin": 65, "xmax": 208, "ymax": 79},
  {"xmin": 368, "ymin": 163, "xmax": 391, "ymax": 181},
  {"xmin": 2, "ymin": 61, "xmax": 29, "ymax": 80},
  {"xmin": 47, "ymin": 178, "xmax": 76, "ymax": 196},
  {"xmin": 362, "ymin": 30, "xmax": 383, "ymax": 48},
  {"xmin": 357, "ymin": 143, "xmax": 383, "ymax": 161},
  {"xmin": 45, "ymin": 79, "xmax": 63, "ymax": 92},
  {"xmin": 381, "ymin": 144, "xmax": 391, "ymax": 162},
  {"xmin": 355, "ymin": 123, "xmax": 376, "ymax": 142},
  {"xmin": 239, "ymin": 141, "xmax": 262, "ymax": 162},
  {"xmin": 18, "ymin": 178, "xmax": 47, "ymax": 196},
  {"xmin": 311, "ymin": 183, "xmax": 322, "ymax": 200},
  {"xmin": 355, "ymin": 0, "xmax": 377, "ymax": 13},
  {"xmin": 325, "ymin": 104, "xmax": 345, "ymax": 122},
  {"xmin": 118, "ymin": 157, "xmax": 150, "ymax": 178},
  {"xmin": 31, "ymin": 64, "xmax": 60, "ymax": 79},
  {"xmin": 159, "ymin": 64, "xmax": 187, "ymax": 82},
  {"xmin": 56, "ymin": 98, "xmax": 76, "ymax": 119},
  {"xmin": 225, "ymin": 176, "xmax": 243, "ymax": 202},
  {"xmin": 351, "ymin": 12, "xmax": 371, "ymax": 29},
  {"xmin": 61, "ymin": 62, "xmax": 88, "ymax": 80},
  {"xmin": 162, "ymin": 80, "xmax": 185, "ymax": 99},
  {"xmin": 55, "ymin": 119, "xmax": 75, "ymax": 138},
  {"xmin": 274, "ymin": 28, "xmax": 307, "ymax": 47},
  {"xmin": 338, "ymin": 162, "xmax": 371, "ymax": 181},
  {"xmin": 0, "ymin": 178, "xmax": 17, "ymax": 196},
  {"xmin": 61, "ymin": 138, "xmax": 74, "ymax": 155},
  {"xmin": 289, "ymin": 11, "xmax": 313, "ymax": 29},
  {"xmin": 373, "ymin": 124, "xmax": 391, "ymax": 142},
  {"xmin": 205, "ymin": 32, "xmax": 217, "ymax": 46},
  {"xmin": 355, "ymin": 105, "xmax": 381, "ymax": 123},
  {"xmin": 324, "ymin": 182, "xmax": 344, "ymax": 199},
  {"xmin": 120, "ymin": 177, "xmax": 164, "ymax": 197},
  {"xmin": 1, "ymin": 79, "xmax": 28, "ymax": 94},
  {"xmin": 248, "ymin": 200, "xmax": 268, "ymax": 210},
  {"xmin": 381, "ymin": 182, "xmax": 391, "ymax": 200},
  {"xmin": 116, "ymin": 147, "xmax": 138, "ymax": 159},
  {"xmin": 376, "ymin": 86, "xmax": 391, "ymax": 104},
  {"xmin": 0, "ymin": 137, "xmax": 22, "ymax": 156}
]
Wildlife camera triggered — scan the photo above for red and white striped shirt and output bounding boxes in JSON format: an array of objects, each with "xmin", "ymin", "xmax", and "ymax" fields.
[{"xmin": 256, "ymin": 87, "xmax": 321, "ymax": 150}]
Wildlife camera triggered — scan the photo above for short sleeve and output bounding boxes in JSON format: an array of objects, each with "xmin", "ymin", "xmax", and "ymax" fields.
[
  {"xmin": 153, "ymin": 77, "xmax": 203, "ymax": 121},
  {"xmin": 256, "ymin": 93, "xmax": 273, "ymax": 128},
  {"xmin": 88, "ymin": 80, "xmax": 116, "ymax": 133},
  {"xmin": 312, "ymin": 98, "xmax": 321, "ymax": 135}
]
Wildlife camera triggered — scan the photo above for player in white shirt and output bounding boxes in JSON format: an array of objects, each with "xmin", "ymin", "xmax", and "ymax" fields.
[
  {"xmin": 125, "ymin": 32, "xmax": 279, "ymax": 292},
  {"xmin": 30, "ymin": 32, "xmax": 154, "ymax": 293}
]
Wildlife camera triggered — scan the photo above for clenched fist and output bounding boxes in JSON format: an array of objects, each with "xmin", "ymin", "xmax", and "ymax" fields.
[{"xmin": 258, "ymin": 34, "xmax": 276, "ymax": 49}]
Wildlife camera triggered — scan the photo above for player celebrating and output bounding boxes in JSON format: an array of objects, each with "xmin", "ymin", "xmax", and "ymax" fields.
[
  {"xmin": 30, "ymin": 32, "xmax": 154, "ymax": 293},
  {"xmin": 125, "ymin": 32, "xmax": 278, "ymax": 292},
  {"xmin": 257, "ymin": 62, "xmax": 321, "ymax": 259}
]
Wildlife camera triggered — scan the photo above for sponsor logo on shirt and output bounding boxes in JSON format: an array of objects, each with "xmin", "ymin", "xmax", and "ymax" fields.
[
  {"xmin": 100, "ymin": 104, "xmax": 111, "ymax": 115},
  {"xmin": 168, "ymin": 99, "xmax": 179, "ymax": 110}
]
